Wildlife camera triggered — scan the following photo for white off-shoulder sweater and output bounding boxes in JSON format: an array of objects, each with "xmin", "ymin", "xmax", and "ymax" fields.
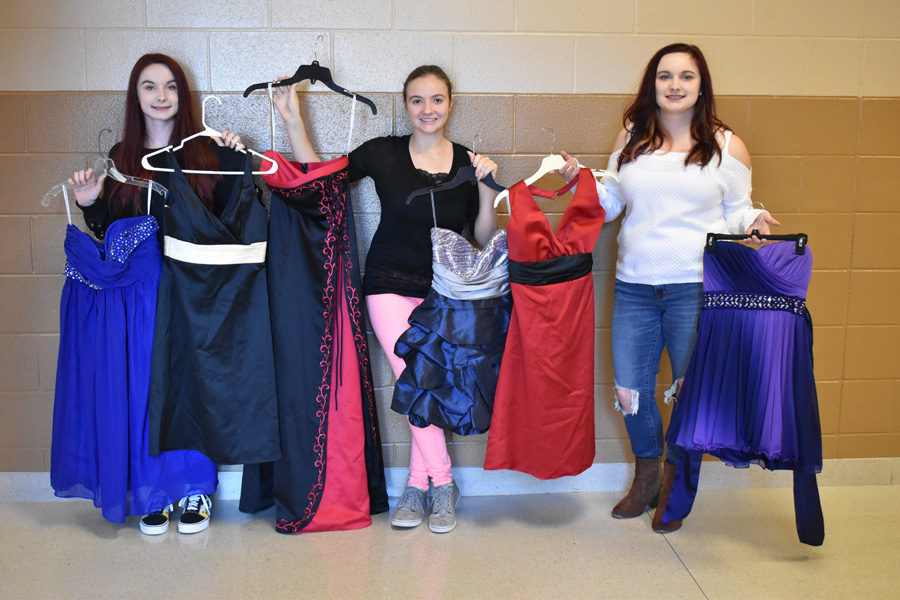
[{"xmin": 596, "ymin": 130, "xmax": 765, "ymax": 285}]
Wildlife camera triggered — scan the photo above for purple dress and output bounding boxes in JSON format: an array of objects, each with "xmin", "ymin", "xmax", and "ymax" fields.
[
  {"xmin": 51, "ymin": 217, "xmax": 217, "ymax": 523},
  {"xmin": 664, "ymin": 240, "xmax": 824, "ymax": 546}
]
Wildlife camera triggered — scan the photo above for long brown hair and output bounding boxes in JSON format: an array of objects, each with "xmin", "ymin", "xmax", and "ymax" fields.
[
  {"xmin": 402, "ymin": 65, "xmax": 453, "ymax": 100},
  {"xmin": 618, "ymin": 43, "xmax": 726, "ymax": 170},
  {"xmin": 110, "ymin": 53, "xmax": 219, "ymax": 215}
]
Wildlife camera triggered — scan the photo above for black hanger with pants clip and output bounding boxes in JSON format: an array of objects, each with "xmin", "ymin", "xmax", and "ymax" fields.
[
  {"xmin": 706, "ymin": 231, "xmax": 808, "ymax": 255},
  {"xmin": 405, "ymin": 167, "xmax": 504, "ymax": 205}
]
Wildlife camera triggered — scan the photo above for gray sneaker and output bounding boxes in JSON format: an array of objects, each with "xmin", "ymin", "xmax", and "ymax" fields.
[
  {"xmin": 391, "ymin": 486, "xmax": 428, "ymax": 528},
  {"xmin": 428, "ymin": 481, "xmax": 460, "ymax": 533}
]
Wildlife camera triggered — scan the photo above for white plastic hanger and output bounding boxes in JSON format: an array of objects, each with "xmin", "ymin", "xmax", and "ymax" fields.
[
  {"xmin": 141, "ymin": 95, "xmax": 278, "ymax": 175},
  {"xmin": 493, "ymin": 128, "xmax": 616, "ymax": 209}
]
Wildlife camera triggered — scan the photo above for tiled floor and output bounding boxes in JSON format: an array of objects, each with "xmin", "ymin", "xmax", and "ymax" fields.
[{"xmin": 1, "ymin": 485, "xmax": 897, "ymax": 599}]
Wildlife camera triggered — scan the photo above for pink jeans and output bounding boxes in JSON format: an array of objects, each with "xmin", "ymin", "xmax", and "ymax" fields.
[{"xmin": 366, "ymin": 293, "xmax": 453, "ymax": 489}]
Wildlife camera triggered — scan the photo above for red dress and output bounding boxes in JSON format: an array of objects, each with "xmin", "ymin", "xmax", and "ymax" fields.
[{"xmin": 485, "ymin": 169, "xmax": 605, "ymax": 479}]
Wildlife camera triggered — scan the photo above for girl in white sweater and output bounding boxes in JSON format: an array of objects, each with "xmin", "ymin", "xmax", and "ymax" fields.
[{"xmin": 559, "ymin": 43, "xmax": 778, "ymax": 533}]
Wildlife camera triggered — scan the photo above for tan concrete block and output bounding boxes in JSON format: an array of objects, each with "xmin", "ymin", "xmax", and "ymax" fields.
[
  {"xmin": 820, "ymin": 434, "xmax": 837, "ymax": 459},
  {"xmin": 863, "ymin": 41, "xmax": 900, "ymax": 98},
  {"xmin": 0, "ymin": 0, "xmax": 141, "ymax": 27},
  {"xmin": 717, "ymin": 97, "xmax": 749, "ymax": 134},
  {"xmin": 857, "ymin": 158, "xmax": 900, "ymax": 212},
  {"xmin": 836, "ymin": 433, "xmax": 900, "ymax": 458},
  {"xmin": 754, "ymin": 0, "xmax": 865, "ymax": 36},
  {"xmin": 0, "ymin": 95, "xmax": 26, "ymax": 153},
  {"xmin": 0, "ymin": 276, "xmax": 63, "ymax": 334},
  {"xmin": 273, "ymin": 92, "xmax": 392, "ymax": 155},
  {"xmin": 517, "ymin": 0, "xmax": 633, "ymax": 33},
  {"xmin": 367, "ymin": 333, "xmax": 394, "ymax": 389},
  {"xmin": 514, "ymin": 95, "xmax": 628, "ymax": 154},
  {"xmin": 37, "ymin": 334, "xmax": 59, "ymax": 391},
  {"xmin": 806, "ymin": 270, "xmax": 849, "ymax": 327},
  {"xmin": 865, "ymin": 0, "xmax": 900, "ymax": 37},
  {"xmin": 637, "ymin": 0, "xmax": 753, "ymax": 35},
  {"xmin": 0, "ymin": 155, "xmax": 90, "ymax": 216},
  {"xmin": 595, "ymin": 327, "xmax": 614, "ymax": 384},
  {"xmin": 594, "ymin": 385, "xmax": 627, "ymax": 438},
  {"xmin": 805, "ymin": 40, "xmax": 864, "ymax": 97},
  {"xmin": 395, "ymin": 95, "xmax": 515, "ymax": 154},
  {"xmin": 0, "ymin": 448, "xmax": 47, "ymax": 471},
  {"xmin": 0, "ymin": 217, "xmax": 33, "ymax": 274},
  {"xmin": 594, "ymin": 438, "xmax": 630, "ymax": 463},
  {"xmin": 395, "ymin": 0, "xmax": 514, "ymax": 31},
  {"xmin": 593, "ymin": 270, "xmax": 615, "ymax": 329},
  {"xmin": 852, "ymin": 213, "xmax": 900, "ymax": 269},
  {"xmin": 85, "ymin": 31, "xmax": 209, "ymax": 92},
  {"xmin": 30, "ymin": 216, "xmax": 70, "ymax": 276},
  {"xmin": 860, "ymin": 99, "xmax": 900, "ymax": 157},
  {"xmin": 840, "ymin": 380, "xmax": 894, "ymax": 434},
  {"xmin": 446, "ymin": 441, "xmax": 488, "ymax": 467},
  {"xmin": 700, "ymin": 38, "xmax": 808, "ymax": 96},
  {"xmin": 26, "ymin": 94, "xmax": 125, "ymax": 153},
  {"xmin": 843, "ymin": 326, "xmax": 899, "ymax": 379},
  {"xmin": 350, "ymin": 178, "xmax": 381, "ymax": 215},
  {"xmin": 774, "ymin": 214, "xmax": 851, "ymax": 270},
  {"xmin": 147, "ymin": 0, "xmax": 268, "ymax": 28},
  {"xmin": 751, "ymin": 156, "xmax": 803, "ymax": 215},
  {"xmin": 797, "ymin": 157, "xmax": 856, "ymax": 214},
  {"xmin": 816, "ymin": 381, "xmax": 841, "ymax": 436},
  {"xmin": 0, "ymin": 335, "xmax": 41, "ymax": 392},
  {"xmin": 0, "ymin": 30, "xmax": 85, "ymax": 91},
  {"xmin": 894, "ymin": 380, "xmax": 900, "ymax": 433},
  {"xmin": 272, "ymin": 0, "xmax": 391, "ymax": 29},
  {"xmin": 333, "ymin": 32, "xmax": 453, "ymax": 93},
  {"xmin": 847, "ymin": 271, "xmax": 900, "ymax": 327},
  {"xmin": 746, "ymin": 98, "xmax": 858, "ymax": 156},
  {"xmin": 375, "ymin": 388, "xmax": 410, "ymax": 444},
  {"xmin": 353, "ymin": 210, "xmax": 381, "ymax": 272},
  {"xmin": 455, "ymin": 34, "xmax": 574, "ymax": 94},
  {"xmin": 0, "ymin": 392, "xmax": 53, "ymax": 448},
  {"xmin": 575, "ymin": 35, "xmax": 683, "ymax": 95},
  {"xmin": 211, "ymin": 32, "xmax": 330, "ymax": 94},
  {"xmin": 812, "ymin": 326, "xmax": 845, "ymax": 380},
  {"xmin": 390, "ymin": 442, "xmax": 411, "ymax": 470}
]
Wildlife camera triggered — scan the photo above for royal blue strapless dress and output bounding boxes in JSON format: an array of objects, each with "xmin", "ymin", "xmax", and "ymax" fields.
[
  {"xmin": 664, "ymin": 240, "xmax": 824, "ymax": 545},
  {"xmin": 392, "ymin": 228, "xmax": 512, "ymax": 436},
  {"xmin": 51, "ymin": 217, "xmax": 217, "ymax": 523}
]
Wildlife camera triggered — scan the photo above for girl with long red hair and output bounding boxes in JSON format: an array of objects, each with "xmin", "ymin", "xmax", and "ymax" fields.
[{"xmin": 65, "ymin": 54, "xmax": 246, "ymax": 535}]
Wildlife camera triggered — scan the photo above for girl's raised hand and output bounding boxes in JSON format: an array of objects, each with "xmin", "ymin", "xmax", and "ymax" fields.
[
  {"xmin": 272, "ymin": 78, "xmax": 302, "ymax": 124},
  {"xmin": 68, "ymin": 168, "xmax": 106, "ymax": 207},
  {"xmin": 468, "ymin": 151, "xmax": 498, "ymax": 181}
]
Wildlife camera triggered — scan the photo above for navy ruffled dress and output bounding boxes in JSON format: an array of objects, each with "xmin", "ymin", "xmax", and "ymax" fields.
[{"xmin": 392, "ymin": 228, "xmax": 512, "ymax": 436}]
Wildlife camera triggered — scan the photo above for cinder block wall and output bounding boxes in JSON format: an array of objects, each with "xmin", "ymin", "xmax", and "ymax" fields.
[{"xmin": 1, "ymin": 0, "xmax": 897, "ymax": 471}]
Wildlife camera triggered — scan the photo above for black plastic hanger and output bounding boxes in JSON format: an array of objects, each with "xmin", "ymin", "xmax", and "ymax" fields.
[
  {"xmin": 242, "ymin": 61, "xmax": 377, "ymax": 115},
  {"xmin": 405, "ymin": 166, "xmax": 505, "ymax": 205},
  {"xmin": 706, "ymin": 231, "xmax": 808, "ymax": 255}
]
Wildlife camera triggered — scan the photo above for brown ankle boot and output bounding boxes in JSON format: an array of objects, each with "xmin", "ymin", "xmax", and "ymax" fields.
[
  {"xmin": 651, "ymin": 462, "xmax": 683, "ymax": 533},
  {"xmin": 611, "ymin": 456, "xmax": 661, "ymax": 519}
]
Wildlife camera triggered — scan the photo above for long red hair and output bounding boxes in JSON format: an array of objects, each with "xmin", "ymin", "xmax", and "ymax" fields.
[
  {"xmin": 618, "ymin": 43, "xmax": 726, "ymax": 170},
  {"xmin": 109, "ymin": 53, "xmax": 219, "ymax": 215}
]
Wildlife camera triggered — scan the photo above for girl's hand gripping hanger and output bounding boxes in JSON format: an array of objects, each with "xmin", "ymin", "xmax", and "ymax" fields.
[
  {"xmin": 140, "ymin": 96, "xmax": 278, "ymax": 175},
  {"xmin": 493, "ymin": 128, "xmax": 617, "ymax": 211}
]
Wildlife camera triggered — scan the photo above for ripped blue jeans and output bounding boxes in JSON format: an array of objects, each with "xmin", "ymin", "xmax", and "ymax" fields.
[{"xmin": 611, "ymin": 279, "xmax": 703, "ymax": 465}]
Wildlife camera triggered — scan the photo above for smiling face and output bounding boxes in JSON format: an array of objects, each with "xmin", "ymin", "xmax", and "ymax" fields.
[
  {"xmin": 403, "ymin": 74, "xmax": 453, "ymax": 136},
  {"xmin": 136, "ymin": 63, "xmax": 179, "ymax": 124},
  {"xmin": 655, "ymin": 52, "xmax": 701, "ymax": 116}
]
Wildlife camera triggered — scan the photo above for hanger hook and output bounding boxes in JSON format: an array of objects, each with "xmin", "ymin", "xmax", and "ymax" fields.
[
  {"xmin": 540, "ymin": 127, "xmax": 556, "ymax": 155},
  {"xmin": 201, "ymin": 95, "xmax": 223, "ymax": 130},
  {"xmin": 471, "ymin": 134, "xmax": 482, "ymax": 156},
  {"xmin": 97, "ymin": 128, "xmax": 114, "ymax": 156},
  {"xmin": 315, "ymin": 33, "xmax": 325, "ymax": 62}
]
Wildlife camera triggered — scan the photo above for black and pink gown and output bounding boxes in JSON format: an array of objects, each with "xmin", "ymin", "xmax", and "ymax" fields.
[{"xmin": 239, "ymin": 152, "xmax": 388, "ymax": 533}]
